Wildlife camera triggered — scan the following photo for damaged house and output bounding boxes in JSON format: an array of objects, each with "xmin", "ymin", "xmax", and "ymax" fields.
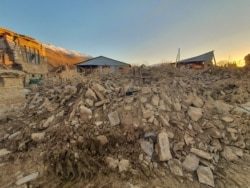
[
  {"xmin": 0, "ymin": 27, "xmax": 48, "ymax": 84},
  {"xmin": 76, "ymin": 56, "xmax": 131, "ymax": 75},
  {"xmin": 176, "ymin": 51, "xmax": 216, "ymax": 69}
]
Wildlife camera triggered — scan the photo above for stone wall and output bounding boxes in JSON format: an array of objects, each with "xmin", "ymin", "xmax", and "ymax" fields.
[
  {"xmin": 0, "ymin": 27, "xmax": 48, "ymax": 75},
  {"xmin": 0, "ymin": 70, "xmax": 26, "ymax": 113}
]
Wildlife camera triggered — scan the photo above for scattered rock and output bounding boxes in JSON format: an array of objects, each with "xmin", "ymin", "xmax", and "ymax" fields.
[
  {"xmin": 0, "ymin": 149, "xmax": 12, "ymax": 157},
  {"xmin": 15, "ymin": 172, "xmax": 39, "ymax": 185},
  {"xmin": 31, "ymin": 132, "xmax": 45, "ymax": 142},
  {"xmin": 140, "ymin": 140, "xmax": 154, "ymax": 157},
  {"xmin": 190, "ymin": 148, "xmax": 213, "ymax": 160},
  {"xmin": 221, "ymin": 116, "xmax": 234, "ymax": 123},
  {"xmin": 182, "ymin": 154, "xmax": 200, "ymax": 172},
  {"xmin": 96, "ymin": 135, "xmax": 108, "ymax": 145},
  {"xmin": 168, "ymin": 159, "xmax": 183, "ymax": 176},
  {"xmin": 119, "ymin": 159, "xmax": 130, "ymax": 172},
  {"xmin": 188, "ymin": 107, "xmax": 202, "ymax": 121},
  {"xmin": 106, "ymin": 157, "xmax": 119, "ymax": 169},
  {"xmin": 157, "ymin": 132, "xmax": 172, "ymax": 161},
  {"xmin": 197, "ymin": 166, "xmax": 214, "ymax": 187},
  {"xmin": 108, "ymin": 111, "xmax": 120, "ymax": 126}
]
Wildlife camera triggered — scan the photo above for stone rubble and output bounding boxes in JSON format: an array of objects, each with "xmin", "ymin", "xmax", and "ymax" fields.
[{"xmin": 0, "ymin": 66, "xmax": 249, "ymax": 187}]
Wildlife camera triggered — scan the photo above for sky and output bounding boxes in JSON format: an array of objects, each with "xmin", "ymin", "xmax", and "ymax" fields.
[{"xmin": 1, "ymin": 0, "xmax": 250, "ymax": 65}]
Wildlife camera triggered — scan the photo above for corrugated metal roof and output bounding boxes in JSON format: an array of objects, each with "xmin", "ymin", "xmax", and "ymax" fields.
[
  {"xmin": 76, "ymin": 56, "xmax": 130, "ymax": 67},
  {"xmin": 178, "ymin": 51, "xmax": 214, "ymax": 63}
]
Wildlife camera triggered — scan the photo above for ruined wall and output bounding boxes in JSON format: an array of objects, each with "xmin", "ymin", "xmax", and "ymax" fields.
[
  {"xmin": 0, "ymin": 28, "xmax": 48, "ymax": 75},
  {"xmin": 0, "ymin": 75, "xmax": 25, "ymax": 112}
]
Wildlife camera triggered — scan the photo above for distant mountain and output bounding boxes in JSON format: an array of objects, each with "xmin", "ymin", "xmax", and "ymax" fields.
[{"xmin": 43, "ymin": 43, "xmax": 91, "ymax": 68}]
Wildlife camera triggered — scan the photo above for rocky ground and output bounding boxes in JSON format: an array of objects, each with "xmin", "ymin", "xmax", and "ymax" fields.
[{"xmin": 0, "ymin": 65, "xmax": 250, "ymax": 188}]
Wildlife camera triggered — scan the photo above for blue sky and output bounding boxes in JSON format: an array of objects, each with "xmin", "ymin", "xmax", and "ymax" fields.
[{"xmin": 1, "ymin": 0, "xmax": 250, "ymax": 65}]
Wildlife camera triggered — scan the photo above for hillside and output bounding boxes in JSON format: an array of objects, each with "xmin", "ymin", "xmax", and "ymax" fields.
[{"xmin": 43, "ymin": 43, "xmax": 91, "ymax": 68}]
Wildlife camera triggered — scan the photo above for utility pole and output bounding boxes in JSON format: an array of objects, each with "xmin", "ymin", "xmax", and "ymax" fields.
[{"xmin": 175, "ymin": 48, "xmax": 180, "ymax": 67}]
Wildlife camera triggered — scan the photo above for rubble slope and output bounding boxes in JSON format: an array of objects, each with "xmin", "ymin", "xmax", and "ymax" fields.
[{"xmin": 0, "ymin": 66, "xmax": 250, "ymax": 187}]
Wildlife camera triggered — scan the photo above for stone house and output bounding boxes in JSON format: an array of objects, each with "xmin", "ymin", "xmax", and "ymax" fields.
[{"xmin": 0, "ymin": 27, "xmax": 48, "ymax": 84}]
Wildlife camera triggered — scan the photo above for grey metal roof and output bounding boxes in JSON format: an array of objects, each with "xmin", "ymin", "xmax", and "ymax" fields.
[
  {"xmin": 76, "ymin": 56, "xmax": 130, "ymax": 67},
  {"xmin": 178, "ymin": 51, "xmax": 214, "ymax": 63}
]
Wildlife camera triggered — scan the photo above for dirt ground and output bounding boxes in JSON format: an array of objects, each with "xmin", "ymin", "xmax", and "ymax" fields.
[{"xmin": 0, "ymin": 65, "xmax": 250, "ymax": 188}]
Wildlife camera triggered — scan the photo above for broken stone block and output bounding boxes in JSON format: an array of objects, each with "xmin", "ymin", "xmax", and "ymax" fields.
[
  {"xmin": 96, "ymin": 135, "xmax": 108, "ymax": 145},
  {"xmin": 197, "ymin": 166, "xmax": 214, "ymax": 187},
  {"xmin": 106, "ymin": 157, "xmax": 119, "ymax": 169},
  {"xmin": 184, "ymin": 133, "xmax": 195, "ymax": 146},
  {"xmin": 151, "ymin": 95, "xmax": 159, "ymax": 106},
  {"xmin": 157, "ymin": 132, "xmax": 172, "ymax": 161},
  {"xmin": 108, "ymin": 111, "xmax": 120, "ymax": 126},
  {"xmin": 141, "ymin": 87, "xmax": 151, "ymax": 94},
  {"xmin": 85, "ymin": 98, "xmax": 94, "ymax": 107},
  {"xmin": 159, "ymin": 100, "xmax": 167, "ymax": 111},
  {"xmin": 207, "ymin": 127, "xmax": 223, "ymax": 138},
  {"xmin": 182, "ymin": 153, "xmax": 200, "ymax": 172},
  {"xmin": 15, "ymin": 172, "xmax": 39, "ymax": 186},
  {"xmin": 173, "ymin": 101, "xmax": 181, "ymax": 111},
  {"xmin": 221, "ymin": 116, "xmax": 234, "ymax": 123},
  {"xmin": 42, "ymin": 115, "xmax": 54, "ymax": 129},
  {"xmin": 31, "ymin": 132, "xmax": 45, "ymax": 142},
  {"xmin": 8, "ymin": 131, "xmax": 21, "ymax": 140},
  {"xmin": 142, "ymin": 110, "xmax": 154, "ymax": 119},
  {"xmin": 188, "ymin": 106, "xmax": 203, "ymax": 121},
  {"xmin": 95, "ymin": 99, "xmax": 109, "ymax": 107},
  {"xmin": 85, "ymin": 88, "xmax": 97, "ymax": 101},
  {"xmin": 79, "ymin": 105, "xmax": 92, "ymax": 122},
  {"xmin": 221, "ymin": 146, "xmax": 243, "ymax": 161},
  {"xmin": 159, "ymin": 115, "xmax": 170, "ymax": 127},
  {"xmin": 190, "ymin": 148, "xmax": 213, "ymax": 160},
  {"xmin": 0, "ymin": 148, "xmax": 11, "ymax": 157},
  {"xmin": 192, "ymin": 96, "xmax": 204, "ymax": 108},
  {"xmin": 168, "ymin": 159, "xmax": 183, "ymax": 176},
  {"xmin": 92, "ymin": 82, "xmax": 105, "ymax": 92},
  {"xmin": 119, "ymin": 159, "xmax": 130, "ymax": 172},
  {"xmin": 140, "ymin": 140, "xmax": 154, "ymax": 157},
  {"xmin": 94, "ymin": 89, "xmax": 105, "ymax": 101},
  {"xmin": 140, "ymin": 96, "xmax": 148, "ymax": 103}
]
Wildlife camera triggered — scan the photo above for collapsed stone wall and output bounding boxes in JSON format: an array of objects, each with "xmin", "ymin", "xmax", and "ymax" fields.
[
  {"xmin": 0, "ymin": 66, "xmax": 249, "ymax": 187},
  {"xmin": 0, "ymin": 72, "xmax": 26, "ymax": 113}
]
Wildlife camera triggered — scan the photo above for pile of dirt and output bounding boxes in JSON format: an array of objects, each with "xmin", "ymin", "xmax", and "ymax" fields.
[{"xmin": 0, "ymin": 66, "xmax": 250, "ymax": 187}]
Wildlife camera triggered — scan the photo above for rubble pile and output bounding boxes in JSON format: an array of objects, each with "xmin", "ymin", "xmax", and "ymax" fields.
[{"xmin": 0, "ymin": 66, "xmax": 250, "ymax": 187}]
